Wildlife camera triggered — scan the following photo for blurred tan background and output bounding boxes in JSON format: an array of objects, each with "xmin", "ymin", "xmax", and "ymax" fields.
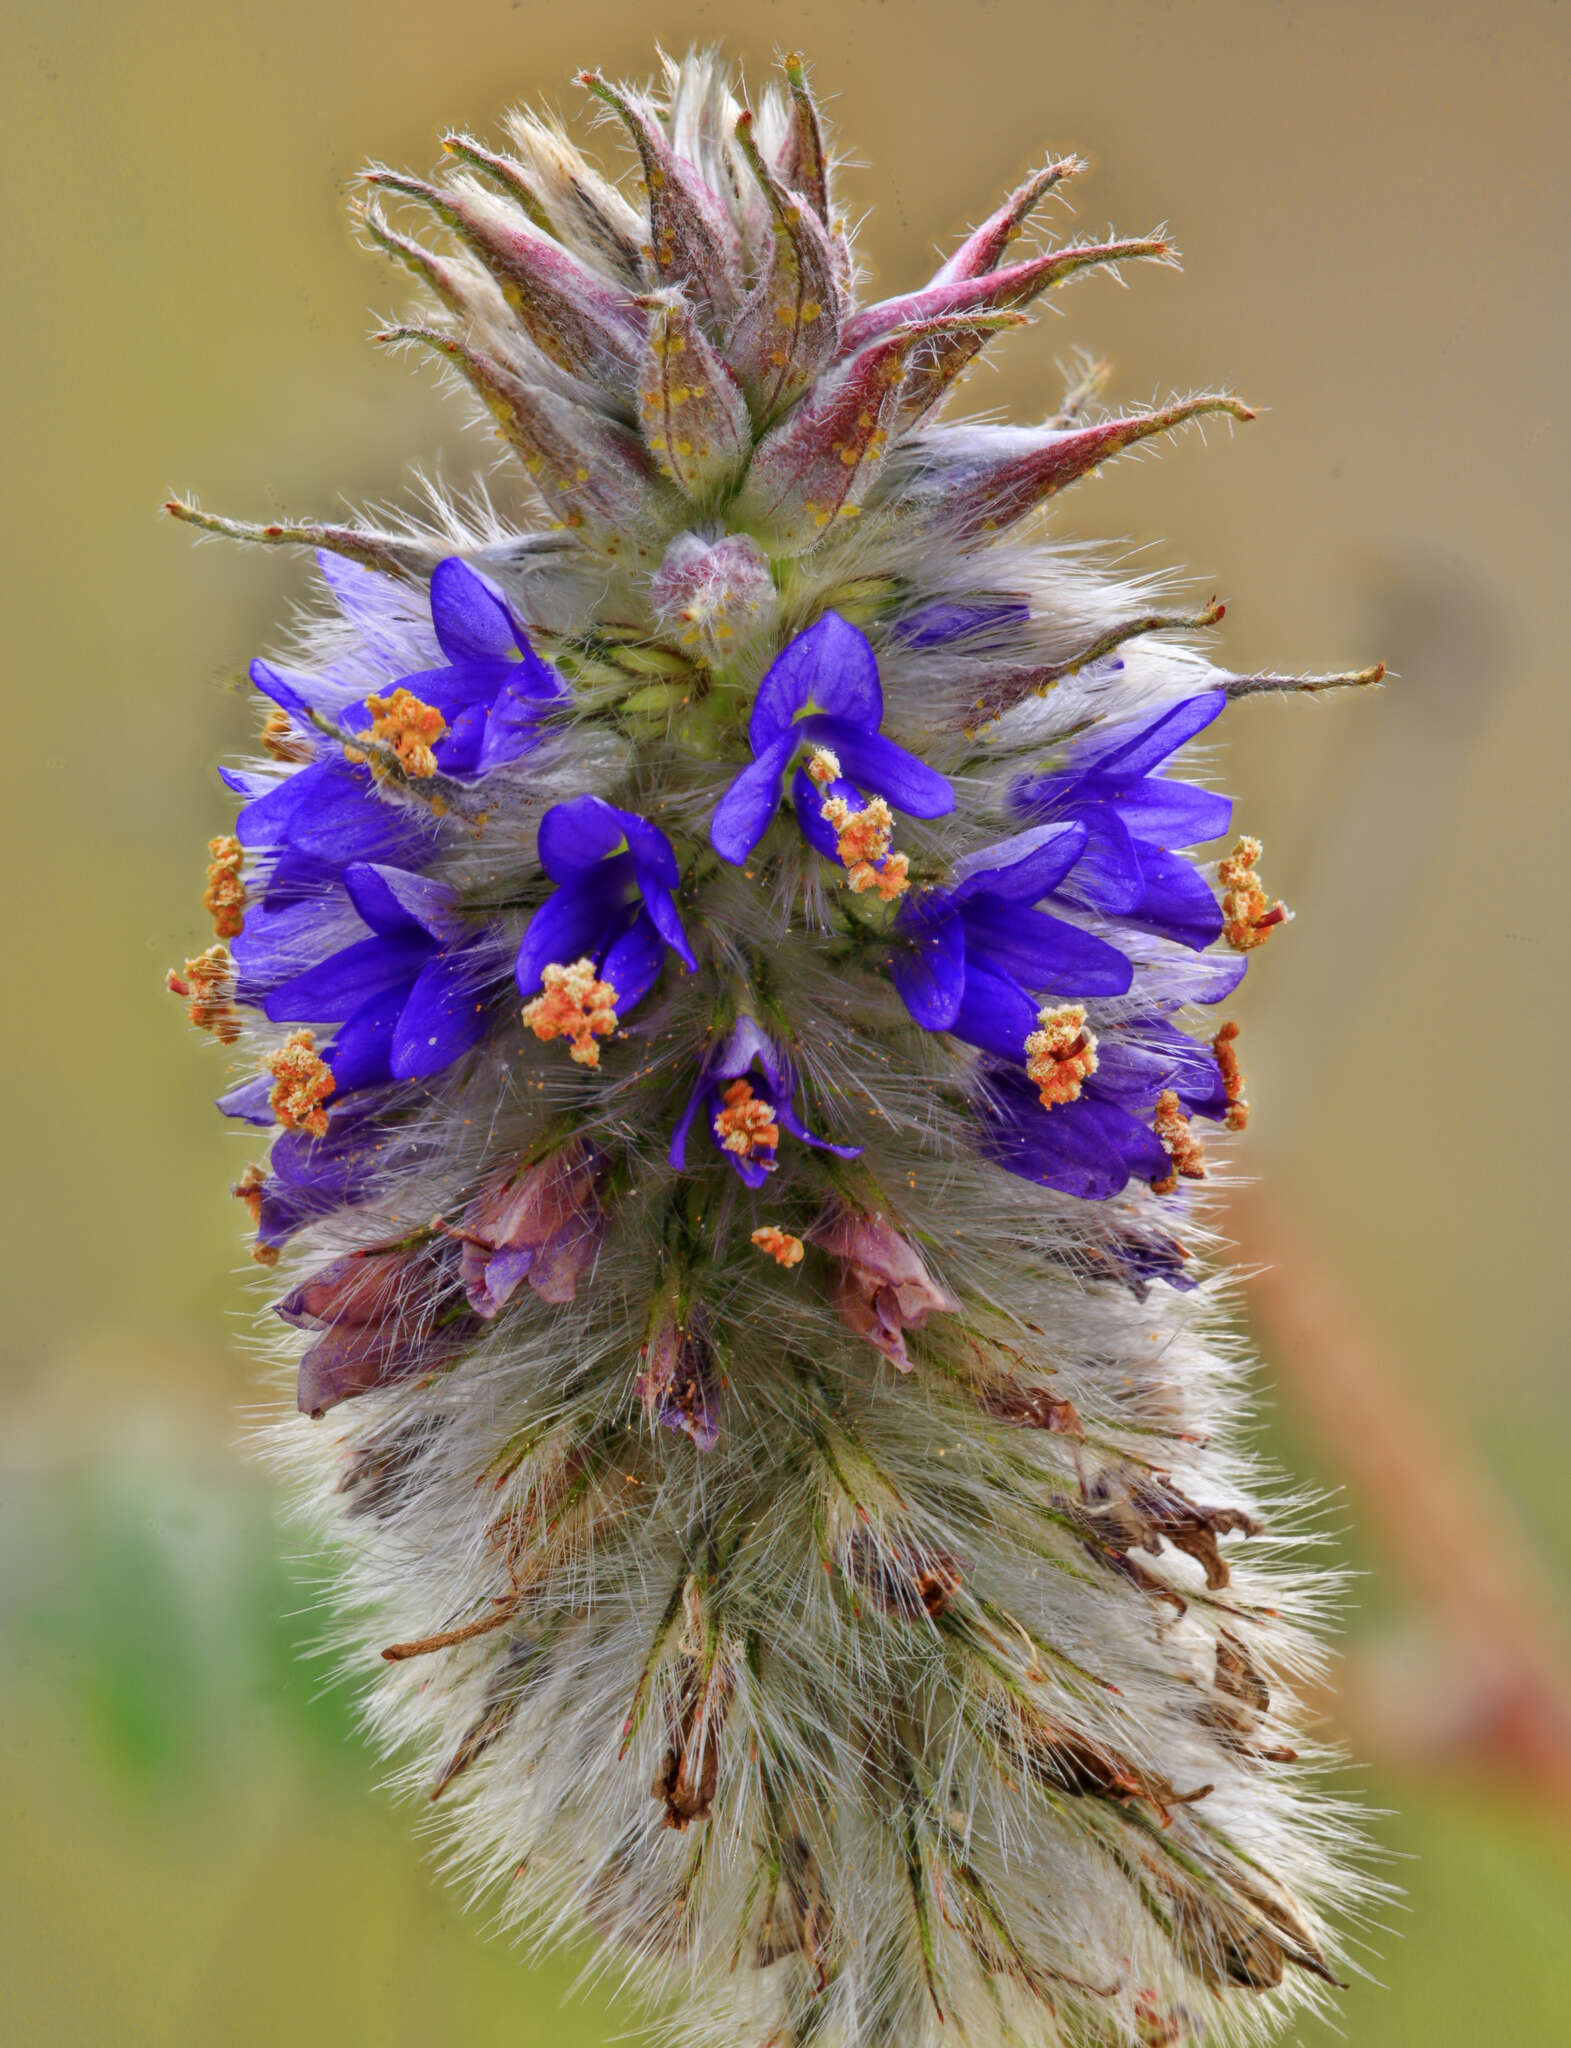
[{"xmin": 4, "ymin": 0, "xmax": 1569, "ymax": 2039}]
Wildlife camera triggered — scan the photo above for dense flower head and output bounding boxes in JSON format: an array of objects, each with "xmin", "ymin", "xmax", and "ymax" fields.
[{"xmin": 167, "ymin": 49, "xmax": 1380, "ymax": 2048}]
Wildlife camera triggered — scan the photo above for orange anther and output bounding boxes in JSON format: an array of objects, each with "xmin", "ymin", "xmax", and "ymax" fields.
[
  {"xmin": 166, "ymin": 944, "xmax": 242, "ymax": 1043},
  {"xmin": 202, "ymin": 835, "xmax": 246, "ymax": 940},
  {"xmin": 349, "ymin": 688, "xmax": 447, "ymax": 779},
  {"xmin": 1024, "ymin": 1003, "xmax": 1098, "ymax": 1109},
  {"xmin": 714, "ymin": 1079, "xmax": 781, "ymax": 1166},
  {"xmin": 751, "ymin": 1225, "xmax": 804, "ymax": 1268},
  {"xmin": 1151, "ymin": 1089, "xmax": 1205, "ymax": 1195},
  {"xmin": 264, "ymin": 1028, "xmax": 336, "ymax": 1136},
  {"xmin": 1213, "ymin": 1019, "xmax": 1250, "ymax": 1132},
  {"xmin": 522, "ymin": 959, "xmax": 619, "ymax": 1067},
  {"xmin": 1219, "ymin": 835, "xmax": 1289, "ymax": 952}
]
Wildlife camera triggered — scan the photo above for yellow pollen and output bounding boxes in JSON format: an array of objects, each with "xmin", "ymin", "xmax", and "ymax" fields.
[
  {"xmin": 165, "ymin": 943, "xmax": 242, "ymax": 1043},
  {"xmin": 1218, "ymin": 835, "xmax": 1289, "ymax": 951},
  {"xmin": 819, "ymin": 792, "xmax": 910, "ymax": 900},
  {"xmin": 713, "ymin": 1079, "xmax": 780, "ymax": 1164},
  {"xmin": 264, "ymin": 1029, "xmax": 336, "ymax": 1136},
  {"xmin": 522, "ymin": 958, "xmax": 619, "ymax": 1067},
  {"xmin": 821, "ymin": 793, "xmax": 890, "ymax": 866},
  {"xmin": 260, "ymin": 707, "xmax": 311, "ymax": 762},
  {"xmin": 232, "ymin": 1161, "xmax": 280, "ymax": 1264},
  {"xmin": 806, "ymin": 746, "xmax": 842, "ymax": 788},
  {"xmin": 1024, "ymin": 1003, "xmax": 1098, "ymax": 1109},
  {"xmin": 751, "ymin": 1225, "xmax": 804, "ymax": 1268},
  {"xmin": 348, "ymin": 688, "xmax": 447, "ymax": 780},
  {"xmin": 232, "ymin": 1159, "xmax": 267, "ymax": 1227},
  {"xmin": 1151, "ymin": 1089, "xmax": 1206, "ymax": 1195},
  {"xmin": 203, "ymin": 834, "xmax": 246, "ymax": 939},
  {"xmin": 864, "ymin": 850, "xmax": 910, "ymax": 902},
  {"xmin": 1214, "ymin": 1019, "xmax": 1250, "ymax": 1131}
]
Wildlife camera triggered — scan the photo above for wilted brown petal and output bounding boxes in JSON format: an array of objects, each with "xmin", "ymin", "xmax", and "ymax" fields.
[
  {"xmin": 458, "ymin": 1143, "xmax": 604, "ymax": 1316},
  {"xmin": 653, "ymin": 1653, "xmax": 732, "ymax": 1829},
  {"xmin": 279, "ymin": 1243, "xmax": 477, "ymax": 1418},
  {"xmin": 637, "ymin": 1306, "xmax": 721, "ymax": 1449},
  {"xmin": 754, "ymin": 1834, "xmax": 833, "ymax": 1990},
  {"xmin": 979, "ymin": 1378, "xmax": 1083, "ymax": 1439},
  {"xmin": 842, "ymin": 1527, "xmax": 963, "ymax": 1620},
  {"xmin": 1079, "ymin": 1469, "xmax": 1262, "ymax": 1591}
]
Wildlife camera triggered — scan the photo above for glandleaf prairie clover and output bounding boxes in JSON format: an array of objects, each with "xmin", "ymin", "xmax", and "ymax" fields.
[{"xmin": 169, "ymin": 48, "xmax": 1383, "ymax": 2048}]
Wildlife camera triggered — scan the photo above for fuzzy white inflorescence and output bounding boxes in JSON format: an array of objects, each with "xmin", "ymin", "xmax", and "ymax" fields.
[{"xmin": 170, "ymin": 48, "xmax": 1381, "ymax": 2048}]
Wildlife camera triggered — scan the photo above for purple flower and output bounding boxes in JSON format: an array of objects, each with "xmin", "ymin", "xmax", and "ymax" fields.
[
  {"xmin": 1012, "ymin": 692, "xmax": 1233, "ymax": 949},
  {"xmin": 978, "ymin": 1015, "xmax": 1230, "ymax": 1202},
  {"xmin": 1085, "ymin": 1222, "xmax": 1198, "ymax": 1300},
  {"xmin": 249, "ymin": 557, "xmax": 564, "ymax": 790},
  {"xmin": 890, "ymin": 823, "xmax": 1133, "ymax": 1054},
  {"xmin": 246, "ymin": 1091, "xmax": 416, "ymax": 1250},
  {"xmin": 340, "ymin": 557, "xmax": 566, "ymax": 781},
  {"xmin": 515, "ymin": 795, "xmax": 696, "ymax": 1017},
  {"xmin": 669, "ymin": 1015, "xmax": 860, "ymax": 1188},
  {"xmin": 226, "ymin": 565, "xmax": 435, "ymax": 872},
  {"xmin": 252, "ymin": 861, "xmax": 496, "ymax": 1091},
  {"xmin": 709, "ymin": 613, "xmax": 954, "ymax": 865},
  {"xmin": 225, "ymin": 752, "xmax": 439, "ymax": 873},
  {"xmin": 225, "ymin": 557, "xmax": 562, "ymax": 912}
]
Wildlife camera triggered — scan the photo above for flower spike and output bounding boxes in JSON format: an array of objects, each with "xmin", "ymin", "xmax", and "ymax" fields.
[
  {"xmin": 383, "ymin": 325, "xmax": 673, "ymax": 546},
  {"xmin": 777, "ymin": 54, "xmax": 833, "ymax": 223},
  {"xmin": 735, "ymin": 312, "xmax": 1027, "ymax": 551},
  {"xmin": 843, "ymin": 233, "xmax": 1174, "ymax": 354},
  {"xmin": 440, "ymin": 133, "xmax": 560, "ymax": 235},
  {"xmin": 162, "ymin": 497, "xmax": 439, "ymax": 580},
  {"xmin": 168, "ymin": 48, "xmax": 1376, "ymax": 2048}
]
